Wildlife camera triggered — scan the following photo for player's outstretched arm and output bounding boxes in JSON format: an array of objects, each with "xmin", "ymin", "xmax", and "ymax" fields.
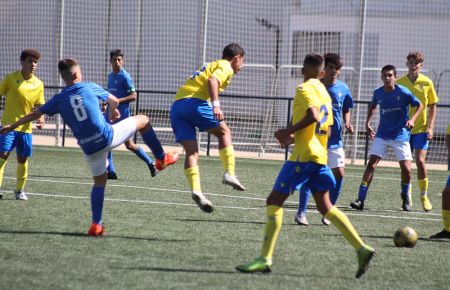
[
  {"xmin": 275, "ymin": 107, "xmax": 319, "ymax": 147},
  {"xmin": 107, "ymin": 94, "xmax": 121, "ymax": 122},
  {"xmin": 0, "ymin": 110, "xmax": 44, "ymax": 134},
  {"xmin": 34, "ymin": 105, "xmax": 45, "ymax": 129}
]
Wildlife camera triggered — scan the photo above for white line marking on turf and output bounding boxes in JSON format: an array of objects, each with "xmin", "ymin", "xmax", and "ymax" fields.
[{"xmin": 23, "ymin": 192, "xmax": 442, "ymax": 222}]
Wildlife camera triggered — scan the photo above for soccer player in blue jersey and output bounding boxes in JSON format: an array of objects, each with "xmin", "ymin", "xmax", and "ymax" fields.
[
  {"xmin": 236, "ymin": 54, "xmax": 374, "ymax": 278},
  {"xmin": 430, "ymin": 124, "xmax": 450, "ymax": 239},
  {"xmin": 0, "ymin": 49, "xmax": 45, "ymax": 201},
  {"xmin": 170, "ymin": 43, "xmax": 246, "ymax": 213},
  {"xmin": 350, "ymin": 65, "xmax": 423, "ymax": 212},
  {"xmin": 0, "ymin": 58, "xmax": 178, "ymax": 236},
  {"xmin": 104, "ymin": 49, "xmax": 158, "ymax": 180},
  {"xmin": 295, "ymin": 53, "xmax": 354, "ymax": 226}
]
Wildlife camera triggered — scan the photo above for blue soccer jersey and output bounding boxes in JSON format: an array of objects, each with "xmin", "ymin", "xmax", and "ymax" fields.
[
  {"xmin": 107, "ymin": 68, "xmax": 135, "ymax": 121},
  {"xmin": 371, "ymin": 85, "xmax": 420, "ymax": 141},
  {"xmin": 326, "ymin": 80, "xmax": 354, "ymax": 149},
  {"xmin": 40, "ymin": 82, "xmax": 113, "ymax": 155}
]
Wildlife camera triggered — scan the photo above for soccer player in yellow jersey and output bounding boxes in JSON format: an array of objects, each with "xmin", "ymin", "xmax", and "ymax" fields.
[
  {"xmin": 430, "ymin": 124, "xmax": 450, "ymax": 239},
  {"xmin": 170, "ymin": 43, "xmax": 245, "ymax": 213},
  {"xmin": 236, "ymin": 54, "xmax": 374, "ymax": 278},
  {"xmin": 0, "ymin": 49, "xmax": 45, "ymax": 200},
  {"xmin": 397, "ymin": 52, "xmax": 438, "ymax": 212}
]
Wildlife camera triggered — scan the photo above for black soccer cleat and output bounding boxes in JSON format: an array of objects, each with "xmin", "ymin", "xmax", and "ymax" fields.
[
  {"xmin": 429, "ymin": 230, "xmax": 450, "ymax": 239},
  {"xmin": 350, "ymin": 199, "xmax": 364, "ymax": 211},
  {"xmin": 107, "ymin": 172, "xmax": 118, "ymax": 180},
  {"xmin": 148, "ymin": 162, "xmax": 158, "ymax": 177},
  {"xmin": 401, "ymin": 196, "xmax": 411, "ymax": 212}
]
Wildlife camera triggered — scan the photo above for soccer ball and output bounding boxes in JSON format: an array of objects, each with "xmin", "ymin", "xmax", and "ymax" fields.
[{"xmin": 393, "ymin": 226, "xmax": 418, "ymax": 248}]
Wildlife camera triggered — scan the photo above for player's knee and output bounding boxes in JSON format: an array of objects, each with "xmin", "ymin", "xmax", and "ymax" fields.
[{"xmin": 135, "ymin": 115, "xmax": 151, "ymax": 131}]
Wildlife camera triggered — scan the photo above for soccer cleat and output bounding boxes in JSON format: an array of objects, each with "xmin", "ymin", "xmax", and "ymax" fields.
[
  {"xmin": 350, "ymin": 199, "xmax": 364, "ymax": 211},
  {"xmin": 155, "ymin": 152, "xmax": 179, "ymax": 171},
  {"xmin": 191, "ymin": 191, "xmax": 214, "ymax": 213},
  {"xmin": 401, "ymin": 195, "xmax": 411, "ymax": 212},
  {"xmin": 429, "ymin": 229, "xmax": 450, "ymax": 239},
  {"xmin": 222, "ymin": 172, "xmax": 246, "ymax": 191},
  {"xmin": 294, "ymin": 213, "xmax": 309, "ymax": 226},
  {"xmin": 15, "ymin": 190, "xmax": 28, "ymax": 201},
  {"xmin": 0, "ymin": 191, "xmax": 2, "ymax": 199},
  {"xmin": 236, "ymin": 256, "xmax": 272, "ymax": 274},
  {"xmin": 355, "ymin": 244, "xmax": 375, "ymax": 278},
  {"xmin": 107, "ymin": 172, "xmax": 118, "ymax": 180},
  {"xmin": 321, "ymin": 217, "xmax": 331, "ymax": 226},
  {"xmin": 87, "ymin": 223, "xmax": 105, "ymax": 237},
  {"xmin": 148, "ymin": 162, "xmax": 158, "ymax": 177},
  {"xmin": 420, "ymin": 196, "xmax": 432, "ymax": 212}
]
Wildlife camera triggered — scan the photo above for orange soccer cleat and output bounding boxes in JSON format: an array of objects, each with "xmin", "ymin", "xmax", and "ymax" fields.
[{"xmin": 155, "ymin": 152, "xmax": 179, "ymax": 171}]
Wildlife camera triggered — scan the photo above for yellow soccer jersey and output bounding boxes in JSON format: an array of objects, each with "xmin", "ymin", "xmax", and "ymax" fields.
[
  {"xmin": 0, "ymin": 70, "xmax": 45, "ymax": 133},
  {"xmin": 447, "ymin": 124, "xmax": 450, "ymax": 135},
  {"xmin": 289, "ymin": 78, "xmax": 333, "ymax": 165},
  {"xmin": 175, "ymin": 59, "xmax": 234, "ymax": 101},
  {"xmin": 397, "ymin": 73, "xmax": 438, "ymax": 134}
]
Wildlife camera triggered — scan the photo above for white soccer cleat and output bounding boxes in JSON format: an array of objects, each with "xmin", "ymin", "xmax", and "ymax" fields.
[
  {"xmin": 294, "ymin": 213, "xmax": 309, "ymax": 226},
  {"xmin": 321, "ymin": 217, "xmax": 331, "ymax": 226},
  {"xmin": 222, "ymin": 172, "xmax": 246, "ymax": 191},
  {"xmin": 191, "ymin": 191, "xmax": 214, "ymax": 213},
  {"xmin": 15, "ymin": 190, "xmax": 28, "ymax": 201}
]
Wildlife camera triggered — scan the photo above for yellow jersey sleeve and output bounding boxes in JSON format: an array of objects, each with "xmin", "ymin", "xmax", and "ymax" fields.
[
  {"xmin": 174, "ymin": 59, "xmax": 234, "ymax": 101},
  {"xmin": 0, "ymin": 71, "xmax": 45, "ymax": 133},
  {"xmin": 289, "ymin": 79, "xmax": 332, "ymax": 165}
]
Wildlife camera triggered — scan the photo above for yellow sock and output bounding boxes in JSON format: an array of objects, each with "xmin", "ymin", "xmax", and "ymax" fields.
[
  {"xmin": 325, "ymin": 206, "xmax": 364, "ymax": 250},
  {"xmin": 0, "ymin": 158, "xmax": 7, "ymax": 188},
  {"xmin": 418, "ymin": 178, "xmax": 428, "ymax": 196},
  {"xmin": 260, "ymin": 205, "xmax": 283, "ymax": 262},
  {"xmin": 443, "ymin": 210, "xmax": 450, "ymax": 232},
  {"xmin": 219, "ymin": 146, "xmax": 235, "ymax": 176},
  {"xmin": 16, "ymin": 160, "xmax": 28, "ymax": 192},
  {"xmin": 184, "ymin": 166, "xmax": 202, "ymax": 193}
]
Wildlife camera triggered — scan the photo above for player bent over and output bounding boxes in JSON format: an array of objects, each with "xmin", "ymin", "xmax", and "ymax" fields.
[
  {"xmin": 350, "ymin": 65, "xmax": 423, "ymax": 212},
  {"xmin": 0, "ymin": 58, "xmax": 178, "ymax": 236},
  {"xmin": 430, "ymin": 124, "xmax": 450, "ymax": 239},
  {"xmin": 170, "ymin": 43, "xmax": 246, "ymax": 213},
  {"xmin": 236, "ymin": 54, "xmax": 374, "ymax": 278}
]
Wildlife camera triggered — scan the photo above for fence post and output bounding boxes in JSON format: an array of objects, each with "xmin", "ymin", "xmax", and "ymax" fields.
[{"xmin": 285, "ymin": 98, "xmax": 292, "ymax": 160}]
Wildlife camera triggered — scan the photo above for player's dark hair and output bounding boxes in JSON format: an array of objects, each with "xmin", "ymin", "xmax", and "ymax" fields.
[
  {"xmin": 381, "ymin": 64, "xmax": 397, "ymax": 76},
  {"xmin": 222, "ymin": 43, "xmax": 245, "ymax": 59},
  {"xmin": 58, "ymin": 58, "xmax": 79, "ymax": 73},
  {"xmin": 20, "ymin": 49, "xmax": 41, "ymax": 61},
  {"xmin": 110, "ymin": 49, "xmax": 124, "ymax": 60},
  {"xmin": 324, "ymin": 53, "xmax": 343, "ymax": 69},
  {"xmin": 406, "ymin": 51, "xmax": 424, "ymax": 63},
  {"xmin": 303, "ymin": 53, "xmax": 324, "ymax": 68}
]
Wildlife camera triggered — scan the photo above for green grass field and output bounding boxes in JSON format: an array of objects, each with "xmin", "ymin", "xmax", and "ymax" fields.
[{"xmin": 0, "ymin": 146, "xmax": 449, "ymax": 290}]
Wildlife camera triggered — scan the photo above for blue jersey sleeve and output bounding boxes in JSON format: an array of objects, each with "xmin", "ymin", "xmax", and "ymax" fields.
[
  {"xmin": 408, "ymin": 93, "xmax": 421, "ymax": 107},
  {"xmin": 39, "ymin": 94, "xmax": 60, "ymax": 116},
  {"xmin": 370, "ymin": 91, "xmax": 378, "ymax": 108},
  {"xmin": 124, "ymin": 73, "xmax": 136, "ymax": 94},
  {"xmin": 89, "ymin": 83, "xmax": 110, "ymax": 101},
  {"xmin": 343, "ymin": 87, "xmax": 354, "ymax": 110}
]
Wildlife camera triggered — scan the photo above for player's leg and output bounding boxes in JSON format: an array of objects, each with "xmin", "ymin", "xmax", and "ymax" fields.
[
  {"xmin": 124, "ymin": 139, "xmax": 157, "ymax": 177},
  {"xmin": 106, "ymin": 151, "xmax": 117, "ymax": 180},
  {"xmin": 0, "ymin": 132, "xmax": 15, "ymax": 199},
  {"xmin": 208, "ymin": 122, "xmax": 245, "ymax": 191},
  {"xmin": 394, "ymin": 139, "xmax": 414, "ymax": 211},
  {"xmin": 411, "ymin": 133, "xmax": 432, "ymax": 211},
  {"xmin": 295, "ymin": 186, "xmax": 311, "ymax": 226},
  {"xmin": 350, "ymin": 155, "xmax": 380, "ymax": 210},
  {"xmin": 430, "ymin": 178, "xmax": 450, "ymax": 238},
  {"xmin": 14, "ymin": 132, "xmax": 33, "ymax": 200}
]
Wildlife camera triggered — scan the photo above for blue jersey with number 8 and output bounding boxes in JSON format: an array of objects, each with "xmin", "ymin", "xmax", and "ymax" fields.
[{"xmin": 39, "ymin": 82, "xmax": 113, "ymax": 155}]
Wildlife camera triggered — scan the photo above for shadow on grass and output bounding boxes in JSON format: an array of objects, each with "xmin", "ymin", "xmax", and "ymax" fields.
[
  {"xmin": 29, "ymin": 174, "xmax": 92, "ymax": 180},
  {"xmin": 172, "ymin": 218, "xmax": 265, "ymax": 225},
  {"xmin": 0, "ymin": 229, "xmax": 191, "ymax": 242}
]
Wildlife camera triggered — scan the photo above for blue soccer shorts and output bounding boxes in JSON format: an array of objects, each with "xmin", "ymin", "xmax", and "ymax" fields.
[
  {"xmin": 447, "ymin": 175, "xmax": 450, "ymax": 187},
  {"xmin": 170, "ymin": 98, "xmax": 221, "ymax": 142},
  {"xmin": 0, "ymin": 130, "xmax": 33, "ymax": 157},
  {"xmin": 273, "ymin": 161, "xmax": 336, "ymax": 195},
  {"xmin": 410, "ymin": 132, "xmax": 429, "ymax": 151}
]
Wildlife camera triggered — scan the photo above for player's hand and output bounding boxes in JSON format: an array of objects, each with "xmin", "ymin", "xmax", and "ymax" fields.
[
  {"xmin": 274, "ymin": 129, "xmax": 294, "ymax": 148},
  {"xmin": 213, "ymin": 106, "xmax": 224, "ymax": 121},
  {"xmin": 405, "ymin": 119, "xmax": 415, "ymax": 129},
  {"xmin": 0, "ymin": 125, "xmax": 13, "ymax": 135},
  {"xmin": 345, "ymin": 122, "xmax": 354, "ymax": 134},
  {"xmin": 36, "ymin": 118, "xmax": 45, "ymax": 130},
  {"xmin": 100, "ymin": 102, "xmax": 107, "ymax": 113},
  {"xmin": 427, "ymin": 128, "xmax": 434, "ymax": 140},
  {"xmin": 110, "ymin": 109, "xmax": 121, "ymax": 122},
  {"xmin": 366, "ymin": 124, "xmax": 375, "ymax": 140}
]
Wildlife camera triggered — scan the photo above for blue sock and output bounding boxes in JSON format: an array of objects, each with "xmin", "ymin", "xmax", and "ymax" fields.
[
  {"xmin": 401, "ymin": 183, "xmax": 411, "ymax": 199},
  {"xmin": 358, "ymin": 183, "xmax": 369, "ymax": 201},
  {"xmin": 107, "ymin": 151, "xmax": 115, "ymax": 173},
  {"xmin": 141, "ymin": 128, "xmax": 165, "ymax": 160},
  {"xmin": 330, "ymin": 178, "xmax": 343, "ymax": 205},
  {"xmin": 90, "ymin": 186, "xmax": 105, "ymax": 225},
  {"xmin": 297, "ymin": 187, "xmax": 311, "ymax": 215},
  {"xmin": 135, "ymin": 146, "xmax": 154, "ymax": 165}
]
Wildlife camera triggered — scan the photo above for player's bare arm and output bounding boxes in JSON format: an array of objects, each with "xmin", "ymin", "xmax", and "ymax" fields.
[
  {"xmin": 275, "ymin": 106, "xmax": 319, "ymax": 146},
  {"xmin": 33, "ymin": 104, "xmax": 45, "ymax": 129},
  {"xmin": 117, "ymin": 91, "xmax": 137, "ymax": 104},
  {"xmin": 366, "ymin": 105, "xmax": 377, "ymax": 139},
  {"xmin": 343, "ymin": 108, "xmax": 354, "ymax": 134},
  {"xmin": 107, "ymin": 94, "xmax": 121, "ymax": 122},
  {"xmin": 427, "ymin": 103, "xmax": 437, "ymax": 140},
  {"xmin": 207, "ymin": 76, "xmax": 223, "ymax": 121},
  {"xmin": 0, "ymin": 110, "xmax": 44, "ymax": 134},
  {"xmin": 406, "ymin": 101, "xmax": 424, "ymax": 129}
]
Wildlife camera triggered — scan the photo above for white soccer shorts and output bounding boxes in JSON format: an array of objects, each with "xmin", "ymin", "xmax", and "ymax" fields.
[
  {"xmin": 327, "ymin": 147, "xmax": 345, "ymax": 168},
  {"xmin": 84, "ymin": 117, "xmax": 138, "ymax": 176},
  {"xmin": 369, "ymin": 137, "xmax": 412, "ymax": 161}
]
